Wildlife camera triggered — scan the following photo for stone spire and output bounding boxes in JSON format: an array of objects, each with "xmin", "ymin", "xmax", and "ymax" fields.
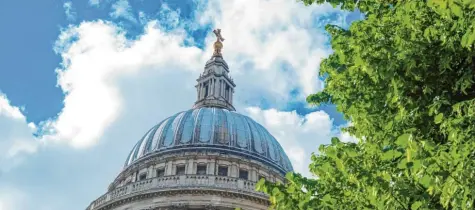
[{"xmin": 193, "ymin": 29, "xmax": 236, "ymax": 111}]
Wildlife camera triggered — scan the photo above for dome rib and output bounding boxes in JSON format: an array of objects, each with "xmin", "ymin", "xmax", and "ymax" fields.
[
  {"xmin": 143, "ymin": 124, "xmax": 159, "ymax": 155},
  {"xmin": 123, "ymin": 107, "xmax": 294, "ymax": 173}
]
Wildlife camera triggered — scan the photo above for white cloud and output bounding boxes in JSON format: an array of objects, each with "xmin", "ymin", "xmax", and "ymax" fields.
[
  {"xmin": 245, "ymin": 107, "xmax": 334, "ymax": 177},
  {"xmin": 110, "ymin": 0, "xmax": 136, "ymax": 23},
  {"xmin": 39, "ymin": 0, "xmax": 349, "ymax": 150},
  {"xmin": 197, "ymin": 0, "xmax": 343, "ymax": 103},
  {"xmin": 0, "ymin": 94, "xmax": 39, "ymax": 172},
  {"xmin": 63, "ymin": 1, "xmax": 76, "ymax": 21},
  {"xmin": 40, "ymin": 20, "xmax": 202, "ymax": 148},
  {"xmin": 339, "ymin": 131, "xmax": 358, "ymax": 143},
  {"xmin": 337, "ymin": 122, "xmax": 358, "ymax": 143}
]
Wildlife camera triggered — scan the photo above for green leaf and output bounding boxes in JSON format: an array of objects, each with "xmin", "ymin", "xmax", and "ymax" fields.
[
  {"xmin": 335, "ymin": 158, "xmax": 345, "ymax": 171},
  {"xmin": 468, "ymin": 27, "xmax": 475, "ymax": 46},
  {"xmin": 450, "ymin": 4, "xmax": 463, "ymax": 17},
  {"xmin": 411, "ymin": 201, "xmax": 423, "ymax": 210},
  {"xmin": 396, "ymin": 133, "xmax": 411, "ymax": 147},
  {"xmin": 382, "ymin": 150, "xmax": 403, "ymax": 160},
  {"xmin": 384, "ymin": 121, "xmax": 394, "ymax": 130},
  {"xmin": 420, "ymin": 175, "xmax": 433, "ymax": 188},
  {"xmin": 398, "ymin": 159, "xmax": 408, "ymax": 169},
  {"xmin": 412, "ymin": 160, "xmax": 423, "ymax": 171},
  {"xmin": 434, "ymin": 113, "xmax": 444, "ymax": 124},
  {"xmin": 255, "ymin": 179, "xmax": 266, "ymax": 191},
  {"xmin": 331, "ymin": 137, "xmax": 340, "ymax": 145},
  {"xmin": 346, "ymin": 149, "xmax": 358, "ymax": 158}
]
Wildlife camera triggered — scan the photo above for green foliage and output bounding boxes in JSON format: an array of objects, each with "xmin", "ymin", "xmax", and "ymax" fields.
[{"xmin": 257, "ymin": 0, "xmax": 475, "ymax": 209}]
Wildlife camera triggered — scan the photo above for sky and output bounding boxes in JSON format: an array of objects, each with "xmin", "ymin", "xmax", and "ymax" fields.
[{"xmin": 0, "ymin": 0, "xmax": 361, "ymax": 209}]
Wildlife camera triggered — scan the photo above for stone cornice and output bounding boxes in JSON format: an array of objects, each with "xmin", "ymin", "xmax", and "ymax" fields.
[
  {"xmin": 193, "ymin": 97, "xmax": 236, "ymax": 111},
  {"xmin": 196, "ymin": 72, "xmax": 235, "ymax": 87}
]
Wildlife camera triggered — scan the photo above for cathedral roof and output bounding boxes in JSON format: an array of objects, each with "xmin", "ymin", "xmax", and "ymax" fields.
[
  {"xmin": 124, "ymin": 107, "xmax": 293, "ymax": 174},
  {"xmin": 122, "ymin": 29, "xmax": 293, "ymax": 175}
]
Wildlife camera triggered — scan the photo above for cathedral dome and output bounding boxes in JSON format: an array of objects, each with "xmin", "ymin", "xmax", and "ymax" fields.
[
  {"xmin": 87, "ymin": 29, "xmax": 294, "ymax": 210},
  {"xmin": 124, "ymin": 107, "xmax": 293, "ymax": 174}
]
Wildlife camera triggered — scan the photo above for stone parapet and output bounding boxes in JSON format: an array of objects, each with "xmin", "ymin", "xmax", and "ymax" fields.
[{"xmin": 88, "ymin": 175, "xmax": 267, "ymax": 210}]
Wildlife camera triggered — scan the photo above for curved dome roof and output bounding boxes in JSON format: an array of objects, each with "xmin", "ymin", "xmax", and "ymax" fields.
[{"xmin": 124, "ymin": 107, "xmax": 293, "ymax": 174}]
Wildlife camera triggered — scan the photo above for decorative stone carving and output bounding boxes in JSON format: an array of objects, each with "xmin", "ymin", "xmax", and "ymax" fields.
[
  {"xmin": 169, "ymin": 204, "xmax": 188, "ymax": 210},
  {"xmin": 205, "ymin": 204, "xmax": 219, "ymax": 210}
]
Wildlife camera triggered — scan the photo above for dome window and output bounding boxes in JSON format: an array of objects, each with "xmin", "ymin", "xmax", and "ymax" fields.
[
  {"xmin": 239, "ymin": 169, "xmax": 248, "ymax": 180},
  {"xmin": 197, "ymin": 164, "xmax": 207, "ymax": 175},
  {"xmin": 139, "ymin": 173, "xmax": 147, "ymax": 181},
  {"xmin": 156, "ymin": 168, "xmax": 165, "ymax": 177},
  {"xmin": 217, "ymin": 165, "xmax": 228, "ymax": 176},
  {"xmin": 176, "ymin": 165, "xmax": 186, "ymax": 175}
]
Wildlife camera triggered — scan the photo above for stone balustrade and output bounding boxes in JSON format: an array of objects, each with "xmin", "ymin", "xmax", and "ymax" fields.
[{"xmin": 88, "ymin": 175, "xmax": 266, "ymax": 210}]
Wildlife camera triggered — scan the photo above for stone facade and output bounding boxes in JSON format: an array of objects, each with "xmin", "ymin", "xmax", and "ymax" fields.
[{"xmin": 86, "ymin": 151, "xmax": 281, "ymax": 210}]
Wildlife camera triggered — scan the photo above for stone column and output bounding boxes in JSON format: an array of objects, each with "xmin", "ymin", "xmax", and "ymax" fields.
[
  {"xmin": 230, "ymin": 162, "xmax": 238, "ymax": 178},
  {"xmin": 198, "ymin": 83, "xmax": 202, "ymax": 100},
  {"xmin": 210, "ymin": 79, "xmax": 214, "ymax": 97},
  {"xmin": 148, "ymin": 166, "xmax": 154, "ymax": 177},
  {"xmin": 217, "ymin": 80, "xmax": 221, "ymax": 97},
  {"xmin": 214, "ymin": 79, "xmax": 218, "ymax": 96},
  {"xmin": 223, "ymin": 82, "xmax": 226, "ymax": 98},
  {"xmin": 208, "ymin": 159, "xmax": 216, "ymax": 175},
  {"xmin": 186, "ymin": 159, "xmax": 194, "ymax": 174},
  {"xmin": 132, "ymin": 171, "xmax": 138, "ymax": 182},
  {"xmin": 227, "ymin": 86, "xmax": 230, "ymax": 101},
  {"xmin": 220, "ymin": 81, "xmax": 224, "ymax": 97},
  {"xmin": 250, "ymin": 168, "xmax": 258, "ymax": 182},
  {"xmin": 166, "ymin": 160, "xmax": 174, "ymax": 176}
]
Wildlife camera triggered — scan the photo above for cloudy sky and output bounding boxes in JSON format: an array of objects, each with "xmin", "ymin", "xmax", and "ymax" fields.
[{"xmin": 0, "ymin": 0, "xmax": 361, "ymax": 209}]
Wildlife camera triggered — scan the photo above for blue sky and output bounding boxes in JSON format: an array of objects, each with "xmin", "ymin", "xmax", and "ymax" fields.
[{"xmin": 0, "ymin": 0, "xmax": 360, "ymax": 209}]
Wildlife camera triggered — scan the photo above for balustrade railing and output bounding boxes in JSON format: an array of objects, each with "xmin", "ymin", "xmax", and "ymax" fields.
[{"xmin": 89, "ymin": 175, "xmax": 266, "ymax": 209}]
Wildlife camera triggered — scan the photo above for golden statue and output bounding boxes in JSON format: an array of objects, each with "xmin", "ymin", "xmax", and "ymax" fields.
[{"xmin": 213, "ymin": 29, "xmax": 225, "ymax": 56}]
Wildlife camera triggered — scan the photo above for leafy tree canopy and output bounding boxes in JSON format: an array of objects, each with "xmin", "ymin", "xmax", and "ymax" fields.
[{"xmin": 257, "ymin": 0, "xmax": 475, "ymax": 209}]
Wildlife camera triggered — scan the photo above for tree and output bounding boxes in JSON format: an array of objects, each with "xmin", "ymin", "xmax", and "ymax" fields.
[{"xmin": 257, "ymin": 0, "xmax": 475, "ymax": 209}]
